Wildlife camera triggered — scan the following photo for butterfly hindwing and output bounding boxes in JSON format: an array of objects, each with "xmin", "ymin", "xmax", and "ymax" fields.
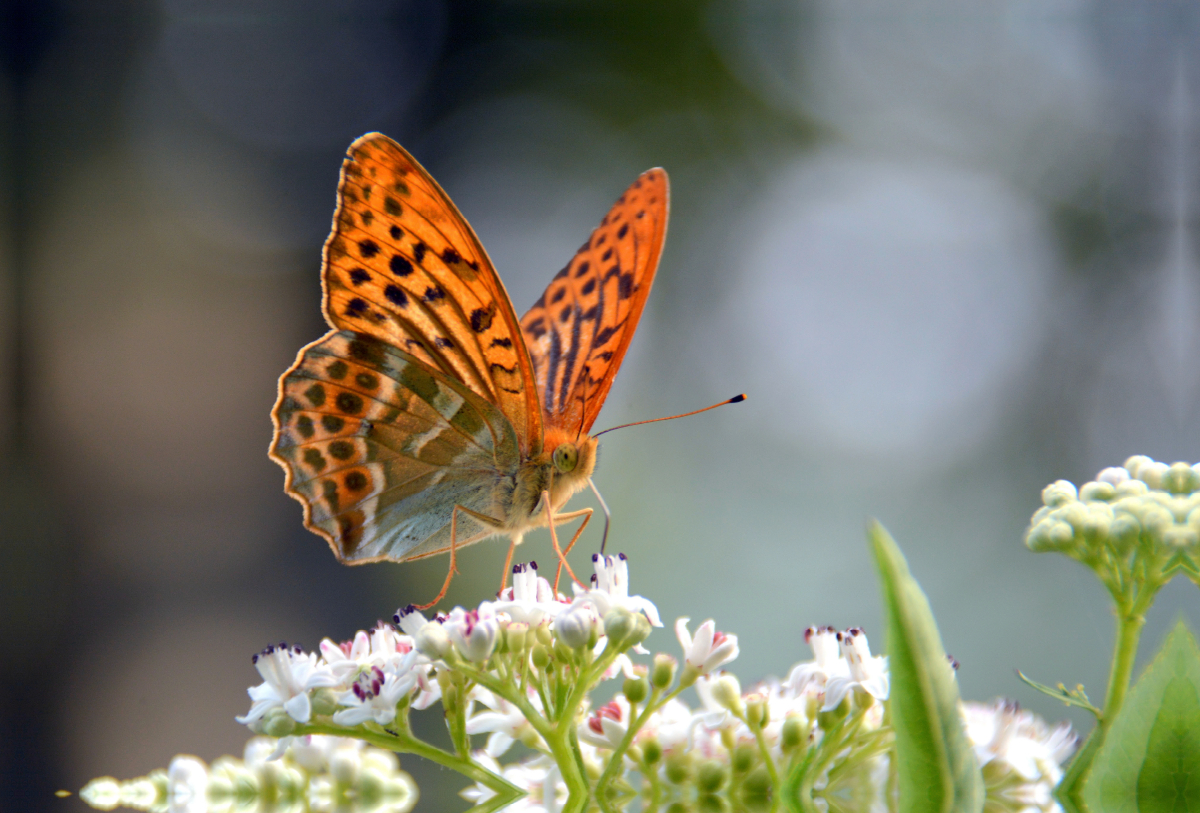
[
  {"xmin": 272, "ymin": 331, "xmax": 521, "ymax": 563},
  {"xmin": 520, "ymin": 168, "xmax": 668, "ymax": 435},
  {"xmin": 322, "ymin": 133, "xmax": 543, "ymax": 457}
]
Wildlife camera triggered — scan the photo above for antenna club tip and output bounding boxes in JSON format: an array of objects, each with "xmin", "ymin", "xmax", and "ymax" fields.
[{"xmin": 730, "ymin": 393, "xmax": 746, "ymax": 403}]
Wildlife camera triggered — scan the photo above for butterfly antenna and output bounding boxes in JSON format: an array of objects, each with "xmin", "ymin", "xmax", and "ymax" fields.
[
  {"xmin": 593, "ymin": 394, "xmax": 746, "ymax": 438},
  {"xmin": 587, "ymin": 478, "xmax": 613, "ymax": 555}
]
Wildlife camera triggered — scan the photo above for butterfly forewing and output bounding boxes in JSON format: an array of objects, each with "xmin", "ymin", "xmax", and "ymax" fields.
[
  {"xmin": 322, "ymin": 133, "xmax": 543, "ymax": 456},
  {"xmin": 520, "ymin": 168, "xmax": 668, "ymax": 435},
  {"xmin": 272, "ymin": 331, "xmax": 520, "ymax": 563}
]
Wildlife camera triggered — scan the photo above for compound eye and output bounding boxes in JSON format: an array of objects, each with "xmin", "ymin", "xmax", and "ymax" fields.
[{"xmin": 553, "ymin": 443, "xmax": 579, "ymax": 473}]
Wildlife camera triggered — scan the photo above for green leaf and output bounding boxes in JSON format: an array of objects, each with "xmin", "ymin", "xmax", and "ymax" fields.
[
  {"xmin": 867, "ymin": 520, "xmax": 983, "ymax": 813},
  {"xmin": 1083, "ymin": 619, "xmax": 1200, "ymax": 813}
]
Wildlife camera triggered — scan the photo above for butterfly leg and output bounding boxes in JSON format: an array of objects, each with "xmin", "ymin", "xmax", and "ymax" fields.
[
  {"xmin": 413, "ymin": 504, "xmax": 503, "ymax": 610},
  {"xmin": 541, "ymin": 491, "xmax": 589, "ymax": 591},
  {"xmin": 549, "ymin": 508, "xmax": 593, "ymax": 593}
]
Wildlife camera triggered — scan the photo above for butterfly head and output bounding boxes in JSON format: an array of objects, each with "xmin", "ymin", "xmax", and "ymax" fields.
[{"xmin": 544, "ymin": 429, "xmax": 598, "ymax": 501}]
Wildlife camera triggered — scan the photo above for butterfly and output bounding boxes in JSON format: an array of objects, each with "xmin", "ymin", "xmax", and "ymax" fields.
[{"xmin": 270, "ymin": 133, "xmax": 668, "ymax": 606}]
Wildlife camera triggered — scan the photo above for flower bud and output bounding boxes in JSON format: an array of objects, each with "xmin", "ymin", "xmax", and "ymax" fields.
[
  {"xmin": 651, "ymin": 653, "xmax": 677, "ymax": 689},
  {"xmin": 445, "ymin": 607, "xmax": 499, "ymax": 663},
  {"xmin": 504, "ymin": 621, "xmax": 530, "ymax": 653},
  {"xmin": 641, "ymin": 738, "xmax": 662, "ymax": 766},
  {"xmin": 709, "ymin": 674, "xmax": 744, "ymax": 716},
  {"xmin": 731, "ymin": 743, "xmax": 756, "ymax": 774},
  {"xmin": 664, "ymin": 752, "xmax": 692, "ymax": 785},
  {"xmin": 414, "ymin": 622, "xmax": 452, "ymax": 661},
  {"xmin": 743, "ymin": 765, "xmax": 772, "ymax": 797},
  {"xmin": 744, "ymin": 693, "xmax": 768, "ymax": 729},
  {"xmin": 531, "ymin": 643, "xmax": 550, "ymax": 669},
  {"xmin": 696, "ymin": 760, "xmax": 728, "ymax": 793},
  {"xmin": 555, "ymin": 602, "xmax": 599, "ymax": 649},
  {"xmin": 1042, "ymin": 480, "xmax": 1077, "ymax": 507},
  {"xmin": 698, "ymin": 793, "xmax": 727, "ymax": 813},
  {"xmin": 781, "ymin": 714, "xmax": 807, "ymax": 753},
  {"xmin": 602, "ymin": 607, "xmax": 638, "ymax": 649},
  {"xmin": 310, "ymin": 687, "xmax": 340, "ymax": 717},
  {"xmin": 263, "ymin": 707, "xmax": 297, "ymax": 737},
  {"xmin": 623, "ymin": 675, "xmax": 649, "ymax": 705}
]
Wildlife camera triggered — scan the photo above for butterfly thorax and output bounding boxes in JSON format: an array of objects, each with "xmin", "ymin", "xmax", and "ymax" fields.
[{"xmin": 505, "ymin": 432, "xmax": 598, "ymax": 532}]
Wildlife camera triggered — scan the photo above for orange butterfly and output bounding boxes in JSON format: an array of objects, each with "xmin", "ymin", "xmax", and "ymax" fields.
[{"xmin": 270, "ymin": 133, "xmax": 667, "ymax": 607}]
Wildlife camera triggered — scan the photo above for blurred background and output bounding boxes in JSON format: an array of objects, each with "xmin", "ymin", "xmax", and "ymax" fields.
[{"xmin": 2, "ymin": 0, "xmax": 1199, "ymax": 810}]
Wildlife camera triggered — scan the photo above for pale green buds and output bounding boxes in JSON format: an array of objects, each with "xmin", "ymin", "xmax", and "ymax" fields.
[
  {"xmin": 652, "ymin": 653, "xmax": 677, "ymax": 689},
  {"xmin": 414, "ymin": 622, "xmax": 452, "ymax": 661},
  {"xmin": 744, "ymin": 693, "xmax": 768, "ymax": 729},
  {"xmin": 604, "ymin": 606, "xmax": 652, "ymax": 651},
  {"xmin": 710, "ymin": 674, "xmax": 744, "ymax": 716},
  {"xmin": 623, "ymin": 674, "xmax": 649, "ymax": 704},
  {"xmin": 310, "ymin": 687, "xmax": 340, "ymax": 717},
  {"xmin": 262, "ymin": 707, "xmax": 297, "ymax": 737},
  {"xmin": 781, "ymin": 714, "xmax": 807, "ymax": 752},
  {"xmin": 1025, "ymin": 456, "xmax": 1200, "ymax": 590},
  {"xmin": 697, "ymin": 760, "xmax": 728, "ymax": 793}
]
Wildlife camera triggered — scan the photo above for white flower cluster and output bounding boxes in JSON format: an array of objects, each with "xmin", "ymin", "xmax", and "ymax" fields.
[
  {"xmin": 574, "ymin": 625, "xmax": 886, "ymax": 772},
  {"xmin": 79, "ymin": 736, "xmax": 417, "ymax": 813},
  {"xmin": 963, "ymin": 700, "xmax": 1078, "ymax": 813},
  {"xmin": 235, "ymin": 554, "xmax": 662, "ymax": 741}
]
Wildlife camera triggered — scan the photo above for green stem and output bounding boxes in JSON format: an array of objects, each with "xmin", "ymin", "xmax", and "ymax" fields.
[
  {"xmin": 1101, "ymin": 604, "xmax": 1146, "ymax": 726},
  {"xmin": 749, "ymin": 720, "xmax": 781, "ymax": 804},
  {"xmin": 297, "ymin": 720, "xmax": 522, "ymax": 803},
  {"xmin": 1057, "ymin": 590, "xmax": 1151, "ymax": 805}
]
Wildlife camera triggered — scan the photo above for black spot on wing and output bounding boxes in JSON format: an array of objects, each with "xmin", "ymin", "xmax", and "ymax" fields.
[
  {"xmin": 412, "ymin": 242, "xmax": 427, "ymax": 262},
  {"xmin": 384, "ymin": 197, "xmax": 402, "ymax": 216},
  {"xmin": 617, "ymin": 223, "xmax": 629, "ymax": 239},
  {"xmin": 349, "ymin": 268, "xmax": 370, "ymax": 285},
  {"xmin": 434, "ymin": 337, "xmax": 454, "ymax": 349},
  {"xmin": 304, "ymin": 384, "xmax": 326, "ymax": 407},
  {"xmin": 304, "ymin": 448, "xmax": 327, "ymax": 472},
  {"xmin": 336, "ymin": 392, "xmax": 364, "ymax": 414},
  {"xmin": 322, "ymin": 415, "xmax": 345, "ymax": 433},
  {"xmin": 581, "ymin": 278, "xmax": 596, "ymax": 295},
  {"xmin": 559, "ymin": 305, "xmax": 571, "ymax": 323},
  {"xmin": 618, "ymin": 273, "xmax": 634, "ymax": 300},
  {"xmin": 390, "ymin": 255, "xmax": 413, "ymax": 277},
  {"xmin": 390, "ymin": 225, "xmax": 403, "ymax": 240},
  {"xmin": 470, "ymin": 306, "xmax": 494, "ymax": 333},
  {"xmin": 384, "ymin": 285, "xmax": 408, "ymax": 308},
  {"xmin": 346, "ymin": 298, "xmax": 369, "ymax": 317},
  {"xmin": 327, "ymin": 360, "xmax": 348, "ymax": 380},
  {"xmin": 295, "ymin": 415, "xmax": 315, "ymax": 439},
  {"xmin": 424, "ymin": 286, "xmax": 446, "ymax": 303},
  {"xmin": 491, "ymin": 337, "xmax": 513, "ymax": 348},
  {"xmin": 526, "ymin": 317, "xmax": 546, "ymax": 339},
  {"xmin": 329, "ymin": 440, "xmax": 355, "ymax": 461},
  {"xmin": 358, "ymin": 240, "xmax": 380, "ymax": 258},
  {"xmin": 551, "ymin": 288, "xmax": 566, "ymax": 305},
  {"xmin": 360, "ymin": 210, "xmax": 374, "ymax": 226},
  {"xmin": 574, "ymin": 260, "xmax": 590, "ymax": 278}
]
